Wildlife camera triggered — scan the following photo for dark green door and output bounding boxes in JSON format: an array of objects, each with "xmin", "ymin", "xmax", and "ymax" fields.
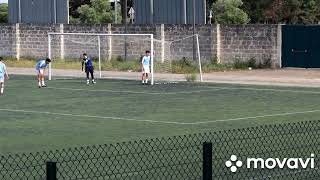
[
  {"xmin": 282, "ymin": 25, "xmax": 310, "ymax": 68},
  {"xmin": 309, "ymin": 26, "xmax": 320, "ymax": 68},
  {"xmin": 282, "ymin": 25, "xmax": 320, "ymax": 68}
]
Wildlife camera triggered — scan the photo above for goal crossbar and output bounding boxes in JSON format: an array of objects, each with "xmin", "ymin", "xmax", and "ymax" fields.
[
  {"xmin": 47, "ymin": 32, "xmax": 154, "ymax": 85},
  {"xmin": 48, "ymin": 32, "xmax": 154, "ymax": 37}
]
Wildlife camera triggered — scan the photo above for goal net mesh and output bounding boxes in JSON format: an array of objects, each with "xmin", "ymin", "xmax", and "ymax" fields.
[{"xmin": 48, "ymin": 33, "xmax": 202, "ymax": 84}]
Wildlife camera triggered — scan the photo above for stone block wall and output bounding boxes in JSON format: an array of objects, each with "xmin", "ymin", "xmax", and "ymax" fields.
[
  {"xmin": 0, "ymin": 23, "xmax": 280, "ymax": 67},
  {"xmin": 219, "ymin": 25, "xmax": 279, "ymax": 67}
]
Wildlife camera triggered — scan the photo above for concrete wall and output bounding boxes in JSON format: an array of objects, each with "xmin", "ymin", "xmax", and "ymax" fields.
[
  {"xmin": 0, "ymin": 24, "xmax": 280, "ymax": 67},
  {"xmin": 219, "ymin": 25, "xmax": 279, "ymax": 67}
]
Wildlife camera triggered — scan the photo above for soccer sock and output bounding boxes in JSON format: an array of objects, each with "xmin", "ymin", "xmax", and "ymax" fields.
[
  {"xmin": 41, "ymin": 77, "xmax": 45, "ymax": 85},
  {"xmin": 91, "ymin": 71, "xmax": 94, "ymax": 80},
  {"xmin": 86, "ymin": 72, "xmax": 90, "ymax": 79},
  {"xmin": 146, "ymin": 79, "xmax": 148, "ymax": 83},
  {"xmin": 0, "ymin": 87, "xmax": 3, "ymax": 94},
  {"xmin": 38, "ymin": 81, "xmax": 41, "ymax": 86}
]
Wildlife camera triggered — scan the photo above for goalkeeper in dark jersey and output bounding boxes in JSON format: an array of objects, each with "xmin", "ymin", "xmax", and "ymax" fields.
[{"xmin": 82, "ymin": 53, "xmax": 96, "ymax": 85}]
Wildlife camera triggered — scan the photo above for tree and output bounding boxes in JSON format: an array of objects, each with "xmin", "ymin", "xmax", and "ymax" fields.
[
  {"xmin": 69, "ymin": 0, "xmax": 91, "ymax": 18},
  {"xmin": 242, "ymin": 0, "xmax": 274, "ymax": 23},
  {"xmin": 77, "ymin": 0, "xmax": 113, "ymax": 24},
  {"xmin": 212, "ymin": 0, "xmax": 250, "ymax": 24},
  {"xmin": 0, "ymin": 3, "xmax": 8, "ymax": 23},
  {"xmin": 281, "ymin": 0, "xmax": 320, "ymax": 24}
]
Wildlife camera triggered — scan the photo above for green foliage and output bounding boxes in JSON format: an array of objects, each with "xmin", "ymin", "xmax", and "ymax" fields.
[
  {"xmin": 69, "ymin": 0, "xmax": 91, "ymax": 18},
  {"xmin": 248, "ymin": 57, "xmax": 256, "ymax": 68},
  {"xmin": 242, "ymin": 0, "xmax": 273, "ymax": 23},
  {"xmin": 233, "ymin": 58, "xmax": 249, "ymax": 69},
  {"xmin": 5, "ymin": 56, "xmax": 272, "ymax": 74},
  {"xmin": 242, "ymin": 0, "xmax": 320, "ymax": 24},
  {"xmin": 0, "ymin": 3, "xmax": 8, "ymax": 23},
  {"xmin": 257, "ymin": 56, "xmax": 272, "ymax": 69},
  {"xmin": 210, "ymin": 56, "xmax": 219, "ymax": 64},
  {"xmin": 69, "ymin": 16, "xmax": 81, "ymax": 24},
  {"xmin": 202, "ymin": 63, "xmax": 234, "ymax": 72},
  {"xmin": 77, "ymin": 0, "xmax": 113, "ymax": 24},
  {"xmin": 116, "ymin": 55, "xmax": 125, "ymax": 62},
  {"xmin": 185, "ymin": 73, "xmax": 197, "ymax": 82},
  {"xmin": 212, "ymin": 0, "xmax": 250, "ymax": 24},
  {"xmin": 171, "ymin": 58, "xmax": 198, "ymax": 74},
  {"xmin": 232, "ymin": 56, "xmax": 272, "ymax": 70},
  {"xmin": 282, "ymin": 0, "xmax": 320, "ymax": 24}
]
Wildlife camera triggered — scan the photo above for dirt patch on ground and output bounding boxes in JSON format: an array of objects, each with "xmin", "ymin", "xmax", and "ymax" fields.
[{"xmin": 7, "ymin": 67, "xmax": 320, "ymax": 87}]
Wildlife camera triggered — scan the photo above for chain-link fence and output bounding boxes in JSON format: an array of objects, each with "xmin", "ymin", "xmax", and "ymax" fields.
[{"xmin": 1, "ymin": 120, "xmax": 320, "ymax": 180}]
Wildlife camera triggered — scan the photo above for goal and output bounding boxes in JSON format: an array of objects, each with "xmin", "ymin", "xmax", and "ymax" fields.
[{"xmin": 47, "ymin": 33, "xmax": 202, "ymax": 84}]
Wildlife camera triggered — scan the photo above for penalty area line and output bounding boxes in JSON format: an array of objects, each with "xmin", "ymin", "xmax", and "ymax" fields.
[
  {"xmin": 0, "ymin": 108, "xmax": 320, "ymax": 125},
  {"xmin": 192, "ymin": 109, "xmax": 320, "ymax": 124},
  {"xmin": 204, "ymin": 86, "xmax": 320, "ymax": 95},
  {"xmin": 45, "ymin": 86, "xmax": 222, "ymax": 95},
  {"xmin": 0, "ymin": 108, "xmax": 190, "ymax": 125}
]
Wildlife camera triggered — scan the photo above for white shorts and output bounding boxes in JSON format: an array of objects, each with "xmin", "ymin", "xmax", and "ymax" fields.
[
  {"xmin": 37, "ymin": 69, "xmax": 45, "ymax": 75},
  {"xmin": 143, "ymin": 66, "xmax": 150, "ymax": 74}
]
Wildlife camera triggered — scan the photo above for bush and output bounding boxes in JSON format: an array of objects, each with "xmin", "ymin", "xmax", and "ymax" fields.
[
  {"xmin": 262, "ymin": 57, "xmax": 272, "ymax": 68},
  {"xmin": 171, "ymin": 58, "xmax": 198, "ymax": 74},
  {"xmin": 181, "ymin": 57, "xmax": 193, "ymax": 67},
  {"xmin": 248, "ymin": 57, "xmax": 256, "ymax": 68},
  {"xmin": 116, "ymin": 56, "xmax": 125, "ymax": 62},
  {"xmin": 233, "ymin": 58, "xmax": 248, "ymax": 69},
  {"xmin": 211, "ymin": 56, "xmax": 219, "ymax": 64},
  {"xmin": 185, "ymin": 73, "xmax": 197, "ymax": 82}
]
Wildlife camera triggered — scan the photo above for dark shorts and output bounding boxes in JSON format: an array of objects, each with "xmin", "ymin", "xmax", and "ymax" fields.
[{"xmin": 85, "ymin": 67, "xmax": 94, "ymax": 72}]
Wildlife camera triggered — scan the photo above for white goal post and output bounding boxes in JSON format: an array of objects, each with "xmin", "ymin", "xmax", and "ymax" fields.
[
  {"xmin": 48, "ymin": 32, "xmax": 154, "ymax": 85},
  {"xmin": 47, "ymin": 32, "xmax": 203, "ymax": 84}
]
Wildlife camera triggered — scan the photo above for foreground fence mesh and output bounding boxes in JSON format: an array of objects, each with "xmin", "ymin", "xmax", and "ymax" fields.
[{"xmin": 1, "ymin": 120, "xmax": 320, "ymax": 180}]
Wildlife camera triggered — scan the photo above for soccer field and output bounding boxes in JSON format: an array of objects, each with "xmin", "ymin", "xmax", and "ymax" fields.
[{"xmin": 1, "ymin": 75, "xmax": 320, "ymax": 155}]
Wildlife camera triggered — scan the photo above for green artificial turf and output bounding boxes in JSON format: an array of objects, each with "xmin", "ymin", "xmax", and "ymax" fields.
[{"xmin": 1, "ymin": 75, "xmax": 320, "ymax": 155}]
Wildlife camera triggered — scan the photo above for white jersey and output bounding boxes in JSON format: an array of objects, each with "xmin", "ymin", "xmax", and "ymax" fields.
[{"xmin": 0, "ymin": 62, "xmax": 7, "ymax": 77}]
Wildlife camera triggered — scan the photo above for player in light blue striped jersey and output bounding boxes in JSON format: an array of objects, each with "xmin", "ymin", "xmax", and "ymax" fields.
[
  {"xmin": 0, "ymin": 57, "xmax": 9, "ymax": 95},
  {"xmin": 36, "ymin": 58, "xmax": 51, "ymax": 88}
]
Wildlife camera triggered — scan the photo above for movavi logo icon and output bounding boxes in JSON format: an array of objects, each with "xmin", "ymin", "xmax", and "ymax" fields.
[
  {"xmin": 225, "ymin": 154, "xmax": 315, "ymax": 173},
  {"xmin": 225, "ymin": 155, "xmax": 243, "ymax": 172}
]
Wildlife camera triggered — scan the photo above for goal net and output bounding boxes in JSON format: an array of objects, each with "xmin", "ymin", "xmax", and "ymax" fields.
[{"xmin": 48, "ymin": 33, "xmax": 202, "ymax": 84}]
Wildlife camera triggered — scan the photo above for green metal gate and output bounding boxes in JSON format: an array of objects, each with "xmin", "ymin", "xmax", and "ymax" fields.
[{"xmin": 282, "ymin": 25, "xmax": 320, "ymax": 68}]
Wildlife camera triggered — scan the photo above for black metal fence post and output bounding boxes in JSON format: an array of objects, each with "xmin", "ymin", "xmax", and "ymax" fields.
[
  {"xmin": 203, "ymin": 142, "xmax": 213, "ymax": 180},
  {"xmin": 46, "ymin": 161, "xmax": 57, "ymax": 180}
]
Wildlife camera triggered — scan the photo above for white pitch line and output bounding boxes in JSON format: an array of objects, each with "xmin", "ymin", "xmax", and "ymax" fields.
[
  {"xmin": 204, "ymin": 86, "xmax": 320, "ymax": 94},
  {"xmin": 0, "ymin": 108, "xmax": 189, "ymax": 125},
  {"xmin": 192, "ymin": 109, "xmax": 320, "ymax": 124},
  {"xmin": 48, "ymin": 84, "xmax": 320, "ymax": 95},
  {"xmin": 46, "ymin": 85, "xmax": 320, "ymax": 95},
  {"xmin": 45, "ymin": 87, "xmax": 220, "ymax": 95},
  {"xmin": 1, "ymin": 108, "xmax": 320, "ymax": 125}
]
